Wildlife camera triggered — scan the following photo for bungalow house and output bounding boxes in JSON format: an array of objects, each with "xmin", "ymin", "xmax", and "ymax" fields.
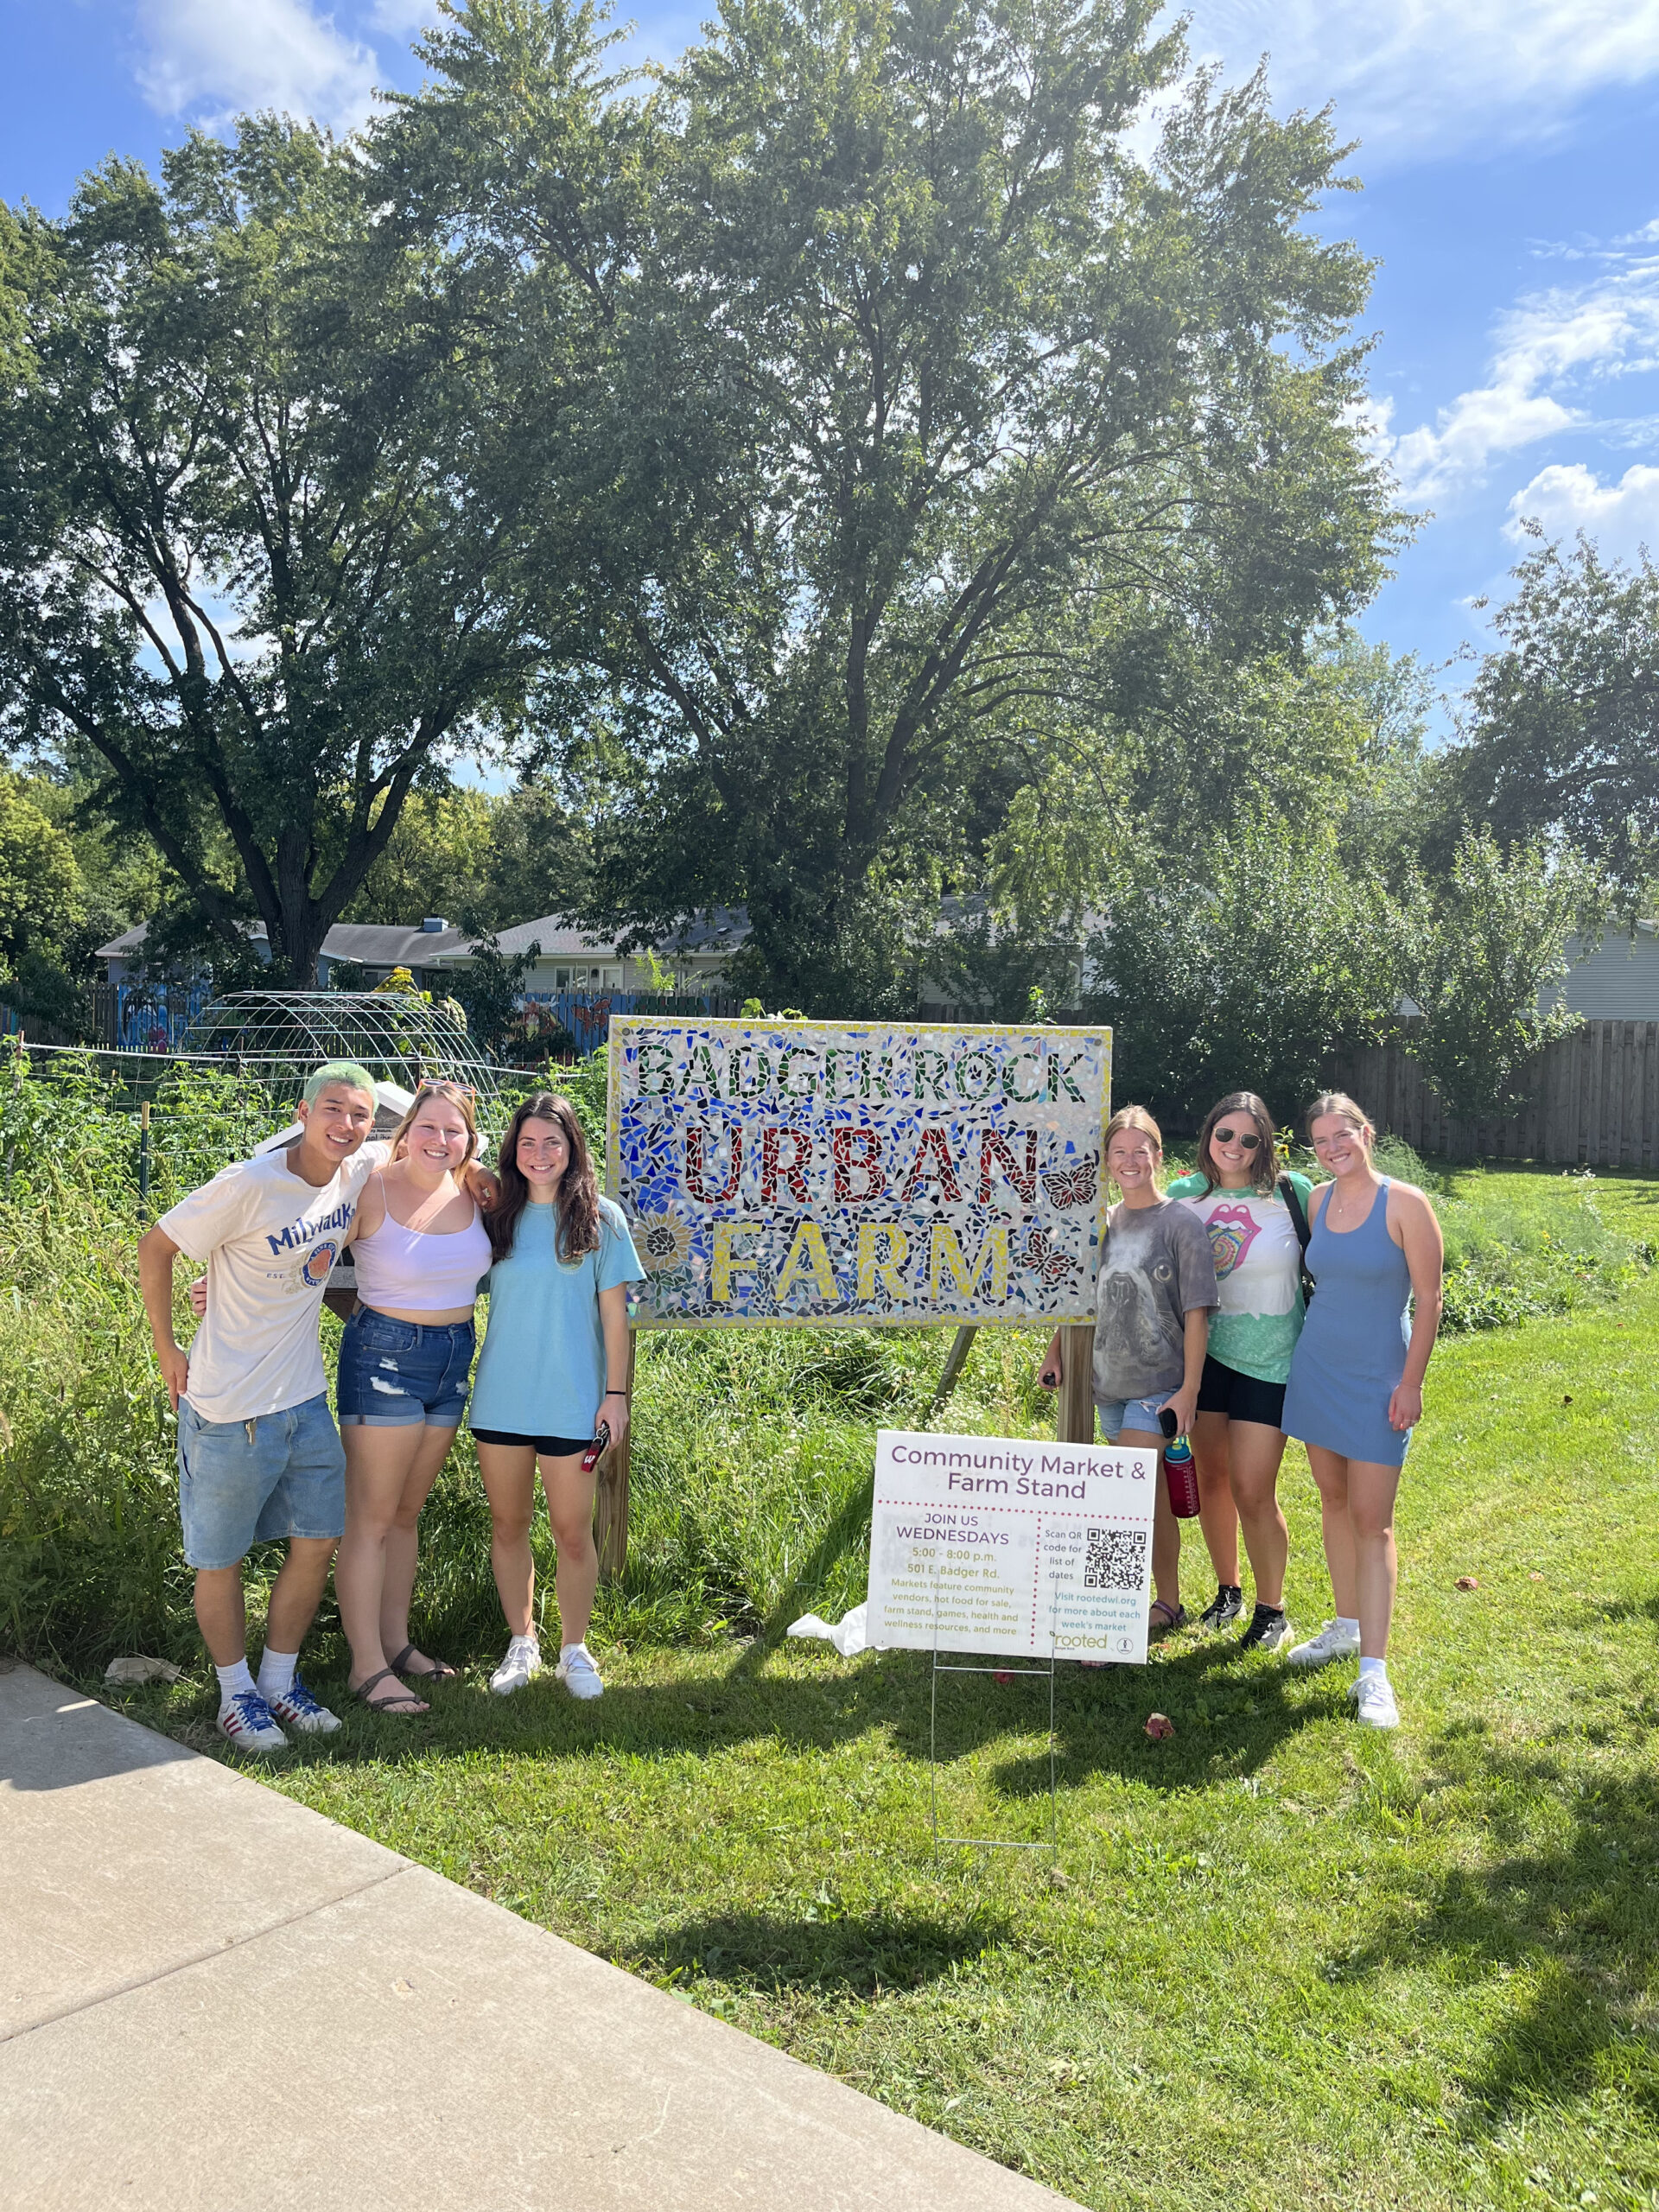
[
  {"xmin": 421, "ymin": 909, "xmax": 750, "ymax": 1001},
  {"xmin": 95, "ymin": 917, "xmax": 473, "ymax": 991}
]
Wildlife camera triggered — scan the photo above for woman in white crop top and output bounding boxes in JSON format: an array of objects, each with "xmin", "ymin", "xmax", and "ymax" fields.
[{"xmin": 333, "ymin": 1082, "xmax": 493, "ymax": 1713}]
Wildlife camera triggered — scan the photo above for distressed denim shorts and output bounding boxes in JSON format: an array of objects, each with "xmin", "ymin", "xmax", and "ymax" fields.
[
  {"xmin": 336, "ymin": 1310, "xmax": 476, "ymax": 1429},
  {"xmin": 1094, "ymin": 1393, "xmax": 1171, "ymax": 1440},
  {"xmin": 177, "ymin": 1393, "xmax": 346, "ymax": 1571}
]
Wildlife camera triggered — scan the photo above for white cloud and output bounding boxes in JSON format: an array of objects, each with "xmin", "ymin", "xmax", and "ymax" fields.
[
  {"xmin": 1374, "ymin": 236, "xmax": 1659, "ymax": 503},
  {"xmin": 367, "ymin": 1, "xmax": 435, "ymax": 29},
  {"xmin": 1505, "ymin": 461, "xmax": 1659, "ymax": 554},
  {"xmin": 134, "ymin": 0, "xmax": 378, "ymax": 135},
  {"xmin": 1181, "ymin": 0, "xmax": 1659, "ymax": 163}
]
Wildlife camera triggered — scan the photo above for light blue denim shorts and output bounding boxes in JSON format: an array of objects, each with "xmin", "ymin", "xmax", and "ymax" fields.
[
  {"xmin": 176, "ymin": 1392, "xmax": 346, "ymax": 1570},
  {"xmin": 1094, "ymin": 1394, "xmax": 1170, "ymax": 1440}
]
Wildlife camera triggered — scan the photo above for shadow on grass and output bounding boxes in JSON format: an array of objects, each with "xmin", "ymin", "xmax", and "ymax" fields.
[
  {"xmin": 629, "ymin": 1904, "xmax": 1012, "ymax": 1998},
  {"xmin": 1342, "ymin": 1742, "xmax": 1659, "ymax": 2130},
  {"xmin": 126, "ymin": 1621, "xmax": 1342, "ymax": 1800}
]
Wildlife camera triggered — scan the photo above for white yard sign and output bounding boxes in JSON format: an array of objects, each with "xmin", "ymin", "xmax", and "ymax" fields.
[{"xmin": 867, "ymin": 1428, "xmax": 1158, "ymax": 1664}]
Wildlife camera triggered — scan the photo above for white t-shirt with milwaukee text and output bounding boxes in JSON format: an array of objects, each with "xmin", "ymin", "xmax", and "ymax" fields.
[{"xmin": 159, "ymin": 1142, "xmax": 389, "ymax": 1422}]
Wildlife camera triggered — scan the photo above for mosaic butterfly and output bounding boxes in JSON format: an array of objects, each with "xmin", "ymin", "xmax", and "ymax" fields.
[
  {"xmin": 1040, "ymin": 1155, "xmax": 1098, "ymax": 1210},
  {"xmin": 1023, "ymin": 1227, "xmax": 1077, "ymax": 1286}
]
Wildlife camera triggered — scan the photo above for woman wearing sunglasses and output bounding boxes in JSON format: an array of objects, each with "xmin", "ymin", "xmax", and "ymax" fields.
[{"xmin": 1166, "ymin": 1092, "xmax": 1313, "ymax": 1650}]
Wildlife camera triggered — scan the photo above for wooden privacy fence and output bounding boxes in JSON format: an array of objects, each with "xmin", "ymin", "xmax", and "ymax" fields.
[{"xmin": 1325, "ymin": 1020, "xmax": 1659, "ymax": 1169}]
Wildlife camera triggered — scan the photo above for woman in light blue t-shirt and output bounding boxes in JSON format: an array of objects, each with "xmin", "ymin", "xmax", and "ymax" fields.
[{"xmin": 470, "ymin": 1092, "xmax": 643, "ymax": 1703}]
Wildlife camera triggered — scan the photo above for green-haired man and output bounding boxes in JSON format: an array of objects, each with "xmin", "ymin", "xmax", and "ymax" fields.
[{"xmin": 138, "ymin": 1062, "xmax": 388, "ymax": 1751}]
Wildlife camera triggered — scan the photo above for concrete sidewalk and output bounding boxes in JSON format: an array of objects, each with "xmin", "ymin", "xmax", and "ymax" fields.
[{"xmin": 0, "ymin": 1662, "xmax": 1079, "ymax": 2212}]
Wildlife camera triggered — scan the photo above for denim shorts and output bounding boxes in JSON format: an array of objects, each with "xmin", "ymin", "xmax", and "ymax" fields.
[
  {"xmin": 337, "ymin": 1310, "xmax": 476, "ymax": 1429},
  {"xmin": 177, "ymin": 1393, "xmax": 346, "ymax": 1571},
  {"xmin": 1094, "ymin": 1393, "xmax": 1171, "ymax": 1440}
]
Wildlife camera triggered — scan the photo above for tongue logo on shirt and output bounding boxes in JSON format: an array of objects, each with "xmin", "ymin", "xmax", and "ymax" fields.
[
  {"xmin": 1204, "ymin": 1204, "xmax": 1260, "ymax": 1280},
  {"xmin": 302, "ymin": 1239, "xmax": 340, "ymax": 1287}
]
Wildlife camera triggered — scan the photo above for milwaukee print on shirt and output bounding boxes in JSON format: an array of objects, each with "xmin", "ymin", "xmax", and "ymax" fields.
[{"xmin": 157, "ymin": 1144, "xmax": 390, "ymax": 1424}]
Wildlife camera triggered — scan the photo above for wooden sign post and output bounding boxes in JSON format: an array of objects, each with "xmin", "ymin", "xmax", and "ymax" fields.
[
  {"xmin": 1058, "ymin": 1321, "xmax": 1096, "ymax": 1446},
  {"xmin": 601, "ymin": 1016, "xmax": 1113, "ymax": 1577},
  {"xmin": 594, "ymin": 1332, "xmax": 635, "ymax": 1580}
]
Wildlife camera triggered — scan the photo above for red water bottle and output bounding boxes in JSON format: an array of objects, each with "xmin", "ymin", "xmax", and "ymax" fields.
[{"xmin": 1163, "ymin": 1433, "xmax": 1200, "ymax": 1519}]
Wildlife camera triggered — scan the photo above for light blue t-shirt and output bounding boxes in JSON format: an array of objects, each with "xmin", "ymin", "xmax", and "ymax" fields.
[{"xmin": 468, "ymin": 1196, "xmax": 644, "ymax": 1438}]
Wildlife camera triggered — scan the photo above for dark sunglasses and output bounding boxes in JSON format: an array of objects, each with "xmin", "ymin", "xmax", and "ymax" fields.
[{"xmin": 1211, "ymin": 1126, "xmax": 1262, "ymax": 1150}]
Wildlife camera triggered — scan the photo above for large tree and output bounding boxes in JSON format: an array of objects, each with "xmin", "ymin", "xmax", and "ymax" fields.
[
  {"xmin": 1451, "ymin": 533, "xmax": 1659, "ymax": 898},
  {"xmin": 0, "ymin": 119, "xmax": 566, "ymax": 982},
  {"xmin": 398, "ymin": 0, "xmax": 1403, "ymax": 1007}
]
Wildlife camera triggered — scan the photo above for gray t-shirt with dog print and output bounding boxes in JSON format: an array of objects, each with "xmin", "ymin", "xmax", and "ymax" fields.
[{"xmin": 1091, "ymin": 1197, "xmax": 1218, "ymax": 1405}]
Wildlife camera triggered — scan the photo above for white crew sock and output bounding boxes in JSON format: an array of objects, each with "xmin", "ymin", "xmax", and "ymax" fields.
[
  {"xmin": 1358, "ymin": 1655, "xmax": 1389, "ymax": 1681},
  {"xmin": 257, "ymin": 1649, "xmax": 298, "ymax": 1700},
  {"xmin": 215, "ymin": 1657, "xmax": 256, "ymax": 1707},
  {"xmin": 1336, "ymin": 1616, "xmax": 1360, "ymax": 1639}
]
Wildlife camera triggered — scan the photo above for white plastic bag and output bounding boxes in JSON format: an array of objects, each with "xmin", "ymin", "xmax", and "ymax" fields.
[
  {"xmin": 104, "ymin": 1656, "xmax": 183, "ymax": 1685},
  {"xmin": 785, "ymin": 1601, "xmax": 881, "ymax": 1657}
]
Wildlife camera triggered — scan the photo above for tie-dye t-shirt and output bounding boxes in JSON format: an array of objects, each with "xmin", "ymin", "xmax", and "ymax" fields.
[{"xmin": 1165, "ymin": 1172, "xmax": 1315, "ymax": 1386}]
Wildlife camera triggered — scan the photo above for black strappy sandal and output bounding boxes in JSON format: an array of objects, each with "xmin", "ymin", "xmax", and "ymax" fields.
[
  {"xmin": 388, "ymin": 1643, "xmax": 457, "ymax": 1681},
  {"xmin": 352, "ymin": 1667, "xmax": 429, "ymax": 1714}
]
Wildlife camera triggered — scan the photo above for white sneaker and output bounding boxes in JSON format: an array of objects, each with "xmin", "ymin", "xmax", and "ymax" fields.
[
  {"xmin": 1354, "ymin": 1673, "xmax": 1400, "ymax": 1729},
  {"xmin": 489, "ymin": 1636, "xmax": 543, "ymax": 1696},
  {"xmin": 556, "ymin": 1643, "xmax": 604, "ymax": 1700},
  {"xmin": 1287, "ymin": 1619, "xmax": 1362, "ymax": 1670},
  {"xmin": 265, "ymin": 1673, "xmax": 342, "ymax": 1736},
  {"xmin": 217, "ymin": 1688, "xmax": 289, "ymax": 1753}
]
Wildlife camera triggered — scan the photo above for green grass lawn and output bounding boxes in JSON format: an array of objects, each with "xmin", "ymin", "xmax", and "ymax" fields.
[{"xmin": 89, "ymin": 1169, "xmax": 1659, "ymax": 2209}]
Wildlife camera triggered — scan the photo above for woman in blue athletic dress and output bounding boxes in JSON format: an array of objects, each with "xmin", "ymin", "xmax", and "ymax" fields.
[{"xmin": 1281, "ymin": 1092, "xmax": 1443, "ymax": 1731}]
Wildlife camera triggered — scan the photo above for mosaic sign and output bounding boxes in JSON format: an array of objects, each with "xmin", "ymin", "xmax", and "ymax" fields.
[
  {"xmin": 867, "ymin": 1428, "xmax": 1157, "ymax": 1661},
  {"xmin": 607, "ymin": 1019, "xmax": 1111, "ymax": 1329}
]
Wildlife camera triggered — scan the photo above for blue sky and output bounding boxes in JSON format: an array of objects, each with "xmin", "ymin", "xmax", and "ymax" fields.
[{"xmin": 3, "ymin": 0, "xmax": 1658, "ymax": 727}]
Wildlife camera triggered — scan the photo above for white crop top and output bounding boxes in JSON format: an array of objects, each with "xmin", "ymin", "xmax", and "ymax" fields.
[{"xmin": 352, "ymin": 1192, "xmax": 493, "ymax": 1313}]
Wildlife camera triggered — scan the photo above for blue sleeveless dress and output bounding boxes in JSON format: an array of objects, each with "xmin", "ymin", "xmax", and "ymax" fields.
[{"xmin": 1281, "ymin": 1177, "xmax": 1414, "ymax": 1468}]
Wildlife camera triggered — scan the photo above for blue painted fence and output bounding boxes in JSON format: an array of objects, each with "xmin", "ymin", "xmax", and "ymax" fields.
[{"xmin": 521, "ymin": 989, "xmax": 741, "ymax": 1058}]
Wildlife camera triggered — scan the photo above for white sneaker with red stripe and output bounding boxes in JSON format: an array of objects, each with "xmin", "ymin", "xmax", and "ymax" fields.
[
  {"xmin": 217, "ymin": 1688, "xmax": 289, "ymax": 1752},
  {"xmin": 265, "ymin": 1672, "xmax": 342, "ymax": 1736}
]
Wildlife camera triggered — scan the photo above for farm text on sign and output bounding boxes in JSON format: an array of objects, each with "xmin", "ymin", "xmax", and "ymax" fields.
[{"xmin": 607, "ymin": 1020, "xmax": 1112, "ymax": 1328}]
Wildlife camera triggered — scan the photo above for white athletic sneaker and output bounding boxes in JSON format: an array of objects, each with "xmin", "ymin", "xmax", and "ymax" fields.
[
  {"xmin": 1353, "ymin": 1673, "xmax": 1400, "ymax": 1730},
  {"xmin": 1286, "ymin": 1619, "xmax": 1362, "ymax": 1670},
  {"xmin": 556, "ymin": 1643, "xmax": 604, "ymax": 1701},
  {"xmin": 265, "ymin": 1673, "xmax": 342, "ymax": 1736},
  {"xmin": 489, "ymin": 1636, "xmax": 543, "ymax": 1696},
  {"xmin": 217, "ymin": 1688, "xmax": 289, "ymax": 1753}
]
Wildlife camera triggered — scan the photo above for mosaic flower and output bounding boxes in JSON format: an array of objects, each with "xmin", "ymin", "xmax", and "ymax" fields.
[{"xmin": 634, "ymin": 1211, "xmax": 693, "ymax": 1274}]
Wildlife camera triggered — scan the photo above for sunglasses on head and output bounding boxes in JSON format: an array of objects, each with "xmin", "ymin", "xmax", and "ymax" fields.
[{"xmin": 1211, "ymin": 1126, "xmax": 1262, "ymax": 1150}]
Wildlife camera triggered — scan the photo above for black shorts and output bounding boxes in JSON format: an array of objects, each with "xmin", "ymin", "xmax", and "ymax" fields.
[
  {"xmin": 1196, "ymin": 1356, "xmax": 1287, "ymax": 1430},
  {"xmin": 469, "ymin": 1427, "xmax": 594, "ymax": 1458}
]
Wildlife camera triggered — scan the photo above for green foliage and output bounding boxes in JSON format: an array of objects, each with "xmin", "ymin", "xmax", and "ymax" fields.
[
  {"xmin": 452, "ymin": 925, "xmax": 545, "ymax": 1056},
  {"xmin": 401, "ymin": 0, "xmax": 1402, "ymax": 1010},
  {"xmin": 1084, "ymin": 815, "xmax": 1400, "ymax": 1126},
  {"xmin": 0, "ymin": 119, "xmax": 556, "ymax": 982},
  {"xmin": 1400, "ymin": 830, "xmax": 1609, "ymax": 1127},
  {"xmin": 1453, "ymin": 533, "xmax": 1659, "ymax": 896},
  {"xmin": 344, "ymin": 785, "xmax": 589, "ymax": 933}
]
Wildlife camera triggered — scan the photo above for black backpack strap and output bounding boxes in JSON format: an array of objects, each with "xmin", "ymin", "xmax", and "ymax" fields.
[
  {"xmin": 1278, "ymin": 1174, "xmax": 1316, "ymax": 1302},
  {"xmin": 1278, "ymin": 1173, "xmax": 1311, "ymax": 1255}
]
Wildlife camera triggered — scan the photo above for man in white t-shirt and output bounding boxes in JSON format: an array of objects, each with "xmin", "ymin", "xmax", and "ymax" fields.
[{"xmin": 138, "ymin": 1062, "xmax": 391, "ymax": 1752}]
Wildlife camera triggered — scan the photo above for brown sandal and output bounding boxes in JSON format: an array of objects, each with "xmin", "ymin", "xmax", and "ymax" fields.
[
  {"xmin": 389, "ymin": 1644, "xmax": 456, "ymax": 1681},
  {"xmin": 352, "ymin": 1667, "xmax": 429, "ymax": 1714}
]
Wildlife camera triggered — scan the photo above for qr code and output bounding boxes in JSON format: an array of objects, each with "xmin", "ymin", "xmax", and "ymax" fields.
[{"xmin": 1084, "ymin": 1526, "xmax": 1148, "ymax": 1593}]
